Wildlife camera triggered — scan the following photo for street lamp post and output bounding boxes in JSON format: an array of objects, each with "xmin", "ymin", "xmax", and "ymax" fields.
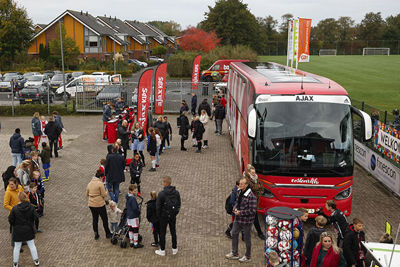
[{"xmin": 113, "ymin": 38, "xmax": 116, "ymax": 75}]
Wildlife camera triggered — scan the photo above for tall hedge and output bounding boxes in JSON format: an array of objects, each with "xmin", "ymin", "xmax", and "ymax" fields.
[{"xmin": 166, "ymin": 45, "xmax": 258, "ymax": 77}]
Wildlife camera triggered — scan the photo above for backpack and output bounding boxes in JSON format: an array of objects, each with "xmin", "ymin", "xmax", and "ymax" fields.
[
  {"xmin": 164, "ymin": 193, "xmax": 180, "ymax": 218},
  {"xmin": 225, "ymin": 195, "xmax": 233, "ymax": 215}
]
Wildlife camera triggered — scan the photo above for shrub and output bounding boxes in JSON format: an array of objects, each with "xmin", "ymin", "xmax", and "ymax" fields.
[
  {"xmin": 0, "ymin": 104, "xmax": 74, "ymax": 116},
  {"xmin": 167, "ymin": 45, "xmax": 258, "ymax": 77}
]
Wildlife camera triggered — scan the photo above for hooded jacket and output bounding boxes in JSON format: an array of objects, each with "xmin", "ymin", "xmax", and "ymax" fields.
[
  {"xmin": 198, "ymin": 100, "xmax": 211, "ymax": 117},
  {"xmin": 2, "ymin": 166, "xmax": 16, "ymax": 190},
  {"xmin": 156, "ymin": 185, "xmax": 181, "ymax": 219},
  {"xmin": 44, "ymin": 121, "xmax": 62, "ymax": 141},
  {"xmin": 39, "ymin": 146, "xmax": 51, "ymax": 164},
  {"xmin": 304, "ymin": 227, "xmax": 326, "ymax": 264},
  {"xmin": 105, "ymin": 153, "xmax": 125, "ymax": 183},
  {"xmin": 126, "ymin": 193, "xmax": 140, "ymax": 219},
  {"xmin": 31, "ymin": 117, "xmax": 41, "ymax": 136},
  {"xmin": 9, "ymin": 133, "xmax": 25, "ymax": 154},
  {"xmin": 343, "ymin": 224, "xmax": 367, "ymax": 266},
  {"xmin": 146, "ymin": 199, "xmax": 158, "ymax": 223},
  {"xmin": 4, "ymin": 184, "xmax": 24, "ymax": 213},
  {"xmin": 86, "ymin": 177, "xmax": 107, "ymax": 207},
  {"xmin": 8, "ymin": 201, "xmax": 39, "ymax": 242}
]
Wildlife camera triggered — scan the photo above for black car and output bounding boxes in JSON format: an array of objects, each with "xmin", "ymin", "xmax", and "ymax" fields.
[
  {"xmin": 49, "ymin": 73, "xmax": 72, "ymax": 92},
  {"xmin": 95, "ymin": 85, "xmax": 127, "ymax": 107},
  {"xmin": 19, "ymin": 86, "xmax": 55, "ymax": 104}
]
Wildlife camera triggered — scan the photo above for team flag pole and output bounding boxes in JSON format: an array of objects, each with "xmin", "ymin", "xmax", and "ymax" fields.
[
  {"xmin": 154, "ymin": 63, "xmax": 167, "ymax": 114},
  {"xmin": 137, "ymin": 69, "xmax": 154, "ymax": 133},
  {"xmin": 287, "ymin": 18, "xmax": 312, "ymax": 69}
]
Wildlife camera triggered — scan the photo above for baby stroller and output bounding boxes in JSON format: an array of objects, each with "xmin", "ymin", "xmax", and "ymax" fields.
[{"xmin": 111, "ymin": 195, "xmax": 143, "ymax": 248}]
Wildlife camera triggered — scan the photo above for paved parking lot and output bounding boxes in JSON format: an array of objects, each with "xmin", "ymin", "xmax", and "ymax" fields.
[{"xmin": 0, "ymin": 115, "xmax": 399, "ymax": 266}]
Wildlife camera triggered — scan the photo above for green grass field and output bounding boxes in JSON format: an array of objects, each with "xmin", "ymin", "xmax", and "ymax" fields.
[{"xmin": 258, "ymin": 55, "xmax": 400, "ymax": 112}]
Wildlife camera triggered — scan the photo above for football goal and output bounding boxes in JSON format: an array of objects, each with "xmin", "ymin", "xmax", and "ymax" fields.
[
  {"xmin": 362, "ymin": 47, "xmax": 390, "ymax": 56},
  {"xmin": 319, "ymin": 49, "xmax": 337, "ymax": 56}
]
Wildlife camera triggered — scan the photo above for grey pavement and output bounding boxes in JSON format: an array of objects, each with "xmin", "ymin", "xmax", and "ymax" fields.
[{"xmin": 0, "ymin": 115, "xmax": 399, "ymax": 266}]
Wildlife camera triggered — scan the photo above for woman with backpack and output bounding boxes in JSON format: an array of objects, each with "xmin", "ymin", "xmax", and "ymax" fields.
[
  {"xmin": 192, "ymin": 116, "xmax": 205, "ymax": 153},
  {"xmin": 225, "ymin": 180, "xmax": 240, "ymax": 238}
]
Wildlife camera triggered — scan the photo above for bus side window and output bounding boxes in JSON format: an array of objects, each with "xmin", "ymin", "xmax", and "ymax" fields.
[{"xmin": 352, "ymin": 112, "xmax": 363, "ymax": 142}]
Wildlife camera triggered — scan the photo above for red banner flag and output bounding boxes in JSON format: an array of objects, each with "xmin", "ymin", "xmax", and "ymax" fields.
[
  {"xmin": 137, "ymin": 69, "xmax": 154, "ymax": 133},
  {"xmin": 191, "ymin": 55, "xmax": 201, "ymax": 89},
  {"xmin": 154, "ymin": 63, "xmax": 167, "ymax": 114},
  {"xmin": 298, "ymin": 18, "xmax": 312, "ymax": 63}
]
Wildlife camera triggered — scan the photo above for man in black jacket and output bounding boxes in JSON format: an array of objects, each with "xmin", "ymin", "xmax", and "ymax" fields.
[
  {"xmin": 9, "ymin": 128, "xmax": 25, "ymax": 166},
  {"xmin": 198, "ymin": 98, "xmax": 211, "ymax": 117},
  {"xmin": 214, "ymin": 100, "xmax": 225, "ymax": 135},
  {"xmin": 178, "ymin": 112, "xmax": 190, "ymax": 151},
  {"xmin": 155, "ymin": 176, "xmax": 181, "ymax": 257},
  {"xmin": 117, "ymin": 120, "xmax": 131, "ymax": 160},
  {"xmin": 44, "ymin": 117, "xmax": 62, "ymax": 158},
  {"xmin": 154, "ymin": 116, "xmax": 167, "ymax": 153},
  {"xmin": 316, "ymin": 199, "xmax": 349, "ymax": 247},
  {"xmin": 105, "ymin": 145, "xmax": 125, "ymax": 204},
  {"xmin": 304, "ymin": 215, "xmax": 327, "ymax": 266},
  {"xmin": 343, "ymin": 218, "xmax": 367, "ymax": 267}
]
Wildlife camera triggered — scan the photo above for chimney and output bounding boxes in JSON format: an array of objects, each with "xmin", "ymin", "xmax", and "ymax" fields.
[
  {"xmin": 114, "ymin": 16, "xmax": 116, "ymax": 21},
  {"xmin": 80, "ymin": 10, "xmax": 82, "ymax": 15},
  {"xmin": 86, "ymin": 11, "xmax": 88, "ymax": 16}
]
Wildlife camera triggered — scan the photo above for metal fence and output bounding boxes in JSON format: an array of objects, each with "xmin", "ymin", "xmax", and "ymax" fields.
[
  {"xmin": 264, "ymin": 39, "xmax": 400, "ymax": 56},
  {"xmin": 75, "ymin": 81, "xmax": 221, "ymax": 113}
]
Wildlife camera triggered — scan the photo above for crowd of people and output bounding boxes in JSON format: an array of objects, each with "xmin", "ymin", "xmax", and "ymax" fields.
[{"xmin": 4, "ymin": 111, "xmax": 65, "ymax": 266}]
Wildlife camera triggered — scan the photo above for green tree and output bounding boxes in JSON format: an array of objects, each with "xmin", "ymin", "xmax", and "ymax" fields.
[
  {"xmin": 313, "ymin": 18, "xmax": 340, "ymax": 46},
  {"xmin": 0, "ymin": 0, "xmax": 33, "ymax": 66},
  {"xmin": 357, "ymin": 12, "xmax": 386, "ymax": 40},
  {"xmin": 337, "ymin": 16, "xmax": 355, "ymax": 41},
  {"xmin": 39, "ymin": 43, "xmax": 50, "ymax": 61},
  {"xmin": 147, "ymin": 20, "xmax": 182, "ymax": 36},
  {"xmin": 200, "ymin": 0, "xmax": 262, "ymax": 53},
  {"xmin": 257, "ymin": 15, "xmax": 278, "ymax": 40},
  {"xmin": 152, "ymin": 45, "xmax": 167, "ymax": 56},
  {"xmin": 383, "ymin": 14, "xmax": 400, "ymax": 40},
  {"xmin": 49, "ymin": 23, "xmax": 80, "ymax": 69},
  {"xmin": 278, "ymin": 13, "xmax": 293, "ymax": 36}
]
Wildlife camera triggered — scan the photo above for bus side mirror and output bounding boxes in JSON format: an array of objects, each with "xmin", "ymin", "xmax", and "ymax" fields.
[
  {"xmin": 351, "ymin": 106, "xmax": 372, "ymax": 141},
  {"xmin": 248, "ymin": 106, "xmax": 256, "ymax": 139}
]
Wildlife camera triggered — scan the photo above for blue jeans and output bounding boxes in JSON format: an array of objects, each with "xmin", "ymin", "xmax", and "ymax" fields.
[
  {"xmin": 156, "ymin": 146, "xmax": 160, "ymax": 165},
  {"xmin": 107, "ymin": 182, "xmax": 120, "ymax": 204},
  {"xmin": 110, "ymin": 222, "xmax": 118, "ymax": 232},
  {"xmin": 14, "ymin": 239, "xmax": 38, "ymax": 264},
  {"xmin": 11, "ymin": 153, "xmax": 22, "ymax": 167}
]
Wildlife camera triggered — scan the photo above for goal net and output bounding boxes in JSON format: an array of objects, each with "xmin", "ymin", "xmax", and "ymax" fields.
[
  {"xmin": 319, "ymin": 49, "xmax": 337, "ymax": 56},
  {"xmin": 363, "ymin": 47, "xmax": 390, "ymax": 56}
]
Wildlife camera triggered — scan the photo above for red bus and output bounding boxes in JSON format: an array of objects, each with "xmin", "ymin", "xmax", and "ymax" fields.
[{"xmin": 226, "ymin": 62, "xmax": 372, "ymax": 217}]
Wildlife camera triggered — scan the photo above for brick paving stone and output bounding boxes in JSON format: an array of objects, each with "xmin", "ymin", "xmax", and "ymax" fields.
[{"xmin": 0, "ymin": 115, "xmax": 399, "ymax": 266}]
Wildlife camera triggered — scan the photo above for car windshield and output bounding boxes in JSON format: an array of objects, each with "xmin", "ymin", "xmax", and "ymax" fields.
[
  {"xmin": 72, "ymin": 72, "xmax": 83, "ymax": 77},
  {"xmin": 101, "ymin": 86, "xmax": 122, "ymax": 93},
  {"xmin": 253, "ymin": 102, "xmax": 353, "ymax": 177},
  {"xmin": 22, "ymin": 88, "xmax": 39, "ymax": 93},
  {"xmin": 51, "ymin": 74, "xmax": 64, "ymax": 82},
  {"xmin": 3, "ymin": 76, "xmax": 17, "ymax": 82},
  {"xmin": 28, "ymin": 76, "xmax": 43, "ymax": 81}
]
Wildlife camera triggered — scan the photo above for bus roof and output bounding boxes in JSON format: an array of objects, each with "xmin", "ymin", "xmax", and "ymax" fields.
[{"xmin": 230, "ymin": 62, "xmax": 348, "ymax": 96}]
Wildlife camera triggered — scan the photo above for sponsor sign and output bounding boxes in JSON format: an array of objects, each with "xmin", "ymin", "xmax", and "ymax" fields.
[
  {"xmin": 287, "ymin": 20, "xmax": 295, "ymax": 66},
  {"xmin": 191, "ymin": 55, "xmax": 201, "ymax": 89},
  {"xmin": 354, "ymin": 139, "xmax": 400, "ymax": 197},
  {"xmin": 298, "ymin": 18, "xmax": 312, "ymax": 63},
  {"xmin": 255, "ymin": 94, "xmax": 351, "ymax": 105},
  {"xmin": 137, "ymin": 69, "xmax": 154, "ymax": 133},
  {"xmin": 154, "ymin": 63, "xmax": 167, "ymax": 114},
  {"xmin": 378, "ymin": 130, "xmax": 400, "ymax": 157}
]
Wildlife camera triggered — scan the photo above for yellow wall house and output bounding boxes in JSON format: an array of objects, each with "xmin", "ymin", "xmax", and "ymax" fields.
[
  {"xmin": 28, "ymin": 10, "xmax": 126, "ymax": 60},
  {"xmin": 124, "ymin": 21, "xmax": 168, "ymax": 54}
]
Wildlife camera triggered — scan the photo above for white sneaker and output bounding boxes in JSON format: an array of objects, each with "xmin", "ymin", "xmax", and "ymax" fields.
[
  {"xmin": 225, "ymin": 252, "xmax": 239, "ymax": 260},
  {"xmin": 172, "ymin": 248, "xmax": 178, "ymax": 255},
  {"xmin": 34, "ymin": 259, "xmax": 40, "ymax": 266},
  {"xmin": 155, "ymin": 249, "xmax": 165, "ymax": 256},
  {"xmin": 238, "ymin": 256, "xmax": 251, "ymax": 263}
]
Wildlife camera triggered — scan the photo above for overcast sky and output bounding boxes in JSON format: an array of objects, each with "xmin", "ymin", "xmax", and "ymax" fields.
[{"xmin": 16, "ymin": 0, "xmax": 399, "ymax": 29}]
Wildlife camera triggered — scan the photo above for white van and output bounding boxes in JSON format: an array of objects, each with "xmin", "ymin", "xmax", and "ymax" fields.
[{"xmin": 55, "ymin": 74, "xmax": 121, "ymax": 98}]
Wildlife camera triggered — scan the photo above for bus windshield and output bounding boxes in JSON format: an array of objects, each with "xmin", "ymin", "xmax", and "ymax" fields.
[{"xmin": 254, "ymin": 102, "xmax": 353, "ymax": 177}]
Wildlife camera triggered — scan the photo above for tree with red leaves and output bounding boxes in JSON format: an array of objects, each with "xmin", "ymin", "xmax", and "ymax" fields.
[{"xmin": 179, "ymin": 27, "xmax": 221, "ymax": 52}]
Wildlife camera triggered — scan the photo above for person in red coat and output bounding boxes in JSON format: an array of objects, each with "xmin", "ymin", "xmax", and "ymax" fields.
[{"xmin": 310, "ymin": 232, "xmax": 346, "ymax": 267}]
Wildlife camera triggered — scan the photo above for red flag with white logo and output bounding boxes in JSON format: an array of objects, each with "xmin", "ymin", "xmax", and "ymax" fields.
[
  {"xmin": 137, "ymin": 69, "xmax": 154, "ymax": 133},
  {"xmin": 154, "ymin": 63, "xmax": 167, "ymax": 114},
  {"xmin": 191, "ymin": 55, "xmax": 201, "ymax": 89}
]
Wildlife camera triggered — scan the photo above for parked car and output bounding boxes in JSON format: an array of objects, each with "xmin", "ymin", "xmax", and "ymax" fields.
[
  {"xmin": 19, "ymin": 85, "xmax": 54, "ymax": 104},
  {"xmin": 200, "ymin": 59, "xmax": 249, "ymax": 82},
  {"xmin": 24, "ymin": 75, "xmax": 49, "ymax": 88},
  {"xmin": 0, "ymin": 74, "xmax": 23, "ymax": 92},
  {"xmin": 49, "ymin": 73, "xmax": 72, "ymax": 92},
  {"xmin": 23, "ymin": 72, "xmax": 41, "ymax": 80},
  {"xmin": 148, "ymin": 56, "xmax": 164, "ymax": 63},
  {"xmin": 43, "ymin": 71, "xmax": 55, "ymax": 79},
  {"xmin": 95, "ymin": 85, "xmax": 126, "ymax": 107},
  {"xmin": 0, "ymin": 73, "xmax": 2, "ymax": 80},
  {"xmin": 128, "ymin": 59, "xmax": 148, "ymax": 68},
  {"xmin": 72, "ymin": 71, "xmax": 84, "ymax": 78}
]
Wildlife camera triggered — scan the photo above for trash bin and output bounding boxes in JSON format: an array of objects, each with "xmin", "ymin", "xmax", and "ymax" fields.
[{"xmin": 107, "ymin": 118, "xmax": 119, "ymax": 144}]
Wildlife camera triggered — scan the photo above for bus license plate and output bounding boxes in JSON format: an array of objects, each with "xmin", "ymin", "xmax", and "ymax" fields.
[{"xmin": 26, "ymin": 99, "xmax": 32, "ymax": 102}]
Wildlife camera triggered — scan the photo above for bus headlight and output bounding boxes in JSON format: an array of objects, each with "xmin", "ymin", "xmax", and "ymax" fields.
[
  {"xmin": 334, "ymin": 186, "xmax": 352, "ymax": 200},
  {"xmin": 262, "ymin": 188, "xmax": 275, "ymax": 198}
]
